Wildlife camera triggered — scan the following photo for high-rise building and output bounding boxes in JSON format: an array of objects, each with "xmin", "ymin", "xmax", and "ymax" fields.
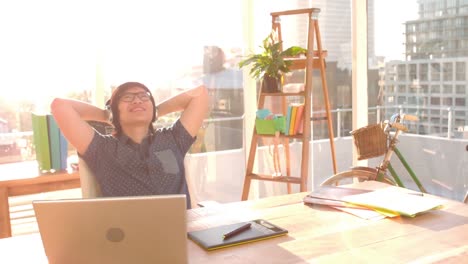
[
  {"xmin": 296, "ymin": 0, "xmax": 356, "ymax": 70},
  {"xmin": 406, "ymin": 0, "xmax": 468, "ymax": 60},
  {"xmin": 383, "ymin": 0, "xmax": 468, "ymax": 136}
]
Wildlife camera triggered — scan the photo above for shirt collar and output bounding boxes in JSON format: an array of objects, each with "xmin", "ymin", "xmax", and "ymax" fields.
[{"xmin": 118, "ymin": 133, "xmax": 150, "ymax": 146}]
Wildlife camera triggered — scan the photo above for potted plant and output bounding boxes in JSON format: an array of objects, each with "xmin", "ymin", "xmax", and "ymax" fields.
[{"xmin": 239, "ymin": 31, "xmax": 307, "ymax": 92}]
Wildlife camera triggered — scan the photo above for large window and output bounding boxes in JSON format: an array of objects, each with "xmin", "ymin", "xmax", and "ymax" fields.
[
  {"xmin": 371, "ymin": 0, "xmax": 468, "ymax": 201},
  {"xmin": 0, "ymin": 0, "xmax": 353, "ymax": 162},
  {"xmin": 3, "ymin": 1, "xmax": 465, "ymax": 209},
  {"xmin": 0, "ymin": 1, "xmax": 246, "ymax": 166}
]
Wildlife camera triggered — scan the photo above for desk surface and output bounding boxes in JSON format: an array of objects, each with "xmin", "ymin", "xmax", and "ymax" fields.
[{"xmin": 1, "ymin": 189, "xmax": 468, "ymax": 263}]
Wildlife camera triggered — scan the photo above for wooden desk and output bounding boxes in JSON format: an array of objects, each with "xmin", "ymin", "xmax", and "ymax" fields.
[
  {"xmin": 0, "ymin": 171, "xmax": 80, "ymax": 238},
  {"xmin": 0, "ymin": 190, "xmax": 467, "ymax": 263}
]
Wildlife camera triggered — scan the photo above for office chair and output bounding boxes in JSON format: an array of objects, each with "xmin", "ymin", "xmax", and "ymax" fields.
[{"xmin": 78, "ymin": 158, "xmax": 102, "ymax": 198}]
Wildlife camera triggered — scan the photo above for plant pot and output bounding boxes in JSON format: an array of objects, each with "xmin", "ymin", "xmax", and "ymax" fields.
[{"xmin": 262, "ymin": 75, "xmax": 281, "ymax": 92}]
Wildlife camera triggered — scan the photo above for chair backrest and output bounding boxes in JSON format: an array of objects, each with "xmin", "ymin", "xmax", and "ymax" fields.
[
  {"xmin": 464, "ymin": 191, "xmax": 468, "ymax": 204},
  {"xmin": 78, "ymin": 120, "xmax": 112, "ymax": 198},
  {"xmin": 78, "ymin": 158, "xmax": 102, "ymax": 198}
]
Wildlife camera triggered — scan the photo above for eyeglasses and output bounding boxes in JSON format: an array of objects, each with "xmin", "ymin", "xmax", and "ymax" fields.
[{"xmin": 119, "ymin": 92, "xmax": 151, "ymax": 102}]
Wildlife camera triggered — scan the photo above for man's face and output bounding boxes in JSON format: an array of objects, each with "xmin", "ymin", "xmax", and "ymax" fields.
[{"xmin": 118, "ymin": 86, "xmax": 154, "ymax": 127}]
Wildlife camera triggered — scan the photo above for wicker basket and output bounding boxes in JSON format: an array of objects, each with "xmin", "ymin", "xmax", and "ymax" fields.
[{"xmin": 350, "ymin": 123, "xmax": 387, "ymax": 160}]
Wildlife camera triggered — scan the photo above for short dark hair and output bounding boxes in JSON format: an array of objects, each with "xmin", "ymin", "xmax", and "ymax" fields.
[{"xmin": 106, "ymin": 82, "xmax": 156, "ymax": 136}]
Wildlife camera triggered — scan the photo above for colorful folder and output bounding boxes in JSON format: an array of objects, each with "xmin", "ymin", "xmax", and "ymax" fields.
[{"xmin": 32, "ymin": 113, "xmax": 68, "ymax": 172}]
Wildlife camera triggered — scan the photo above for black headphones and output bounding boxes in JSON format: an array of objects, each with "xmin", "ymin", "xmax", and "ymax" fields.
[{"xmin": 105, "ymin": 99, "xmax": 113, "ymax": 123}]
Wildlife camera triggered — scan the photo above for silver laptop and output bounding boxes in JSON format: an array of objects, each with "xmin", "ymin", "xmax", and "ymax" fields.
[{"xmin": 33, "ymin": 195, "xmax": 187, "ymax": 264}]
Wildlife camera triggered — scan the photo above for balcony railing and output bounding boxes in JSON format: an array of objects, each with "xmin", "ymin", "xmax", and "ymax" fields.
[{"xmin": 314, "ymin": 104, "xmax": 468, "ymax": 139}]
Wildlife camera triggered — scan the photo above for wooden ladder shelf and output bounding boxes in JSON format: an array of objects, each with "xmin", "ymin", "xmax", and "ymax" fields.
[{"xmin": 241, "ymin": 8, "xmax": 337, "ymax": 200}]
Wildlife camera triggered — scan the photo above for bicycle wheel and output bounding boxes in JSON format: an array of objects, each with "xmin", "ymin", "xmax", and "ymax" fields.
[{"xmin": 320, "ymin": 168, "xmax": 396, "ymax": 186}]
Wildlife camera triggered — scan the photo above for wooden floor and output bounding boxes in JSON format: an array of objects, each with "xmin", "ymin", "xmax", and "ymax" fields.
[{"xmin": 9, "ymin": 188, "xmax": 82, "ymax": 236}]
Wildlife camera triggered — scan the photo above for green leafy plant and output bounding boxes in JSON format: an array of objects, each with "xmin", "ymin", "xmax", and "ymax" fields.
[{"xmin": 239, "ymin": 31, "xmax": 307, "ymax": 81}]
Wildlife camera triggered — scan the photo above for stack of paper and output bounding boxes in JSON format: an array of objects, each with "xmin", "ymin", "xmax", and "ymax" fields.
[
  {"xmin": 303, "ymin": 186, "xmax": 372, "ymax": 208},
  {"xmin": 304, "ymin": 181, "xmax": 445, "ymax": 219},
  {"xmin": 341, "ymin": 187, "xmax": 444, "ymax": 217},
  {"xmin": 303, "ymin": 185, "xmax": 387, "ymax": 220}
]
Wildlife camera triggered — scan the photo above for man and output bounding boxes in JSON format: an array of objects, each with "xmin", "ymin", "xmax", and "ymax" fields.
[{"xmin": 51, "ymin": 81, "xmax": 208, "ymax": 208}]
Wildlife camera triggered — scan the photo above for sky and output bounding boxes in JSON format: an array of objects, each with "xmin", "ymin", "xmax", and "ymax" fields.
[
  {"xmin": 0, "ymin": 0, "xmax": 243, "ymax": 106},
  {"xmin": 0, "ymin": 0, "xmax": 420, "ymax": 105},
  {"xmin": 374, "ymin": 0, "xmax": 419, "ymax": 61}
]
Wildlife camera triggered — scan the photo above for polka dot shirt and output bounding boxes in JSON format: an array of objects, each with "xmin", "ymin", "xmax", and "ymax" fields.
[{"xmin": 80, "ymin": 119, "xmax": 195, "ymax": 209}]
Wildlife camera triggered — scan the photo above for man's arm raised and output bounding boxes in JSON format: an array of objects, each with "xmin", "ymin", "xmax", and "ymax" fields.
[
  {"xmin": 156, "ymin": 85, "xmax": 209, "ymax": 137},
  {"xmin": 50, "ymin": 98, "xmax": 110, "ymax": 155}
]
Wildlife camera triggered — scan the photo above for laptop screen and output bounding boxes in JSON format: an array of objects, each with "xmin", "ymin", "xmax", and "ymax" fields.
[{"xmin": 33, "ymin": 195, "xmax": 187, "ymax": 264}]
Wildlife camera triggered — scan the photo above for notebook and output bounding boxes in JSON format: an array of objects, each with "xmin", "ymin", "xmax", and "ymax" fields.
[
  {"xmin": 33, "ymin": 195, "xmax": 187, "ymax": 264},
  {"xmin": 188, "ymin": 219, "xmax": 288, "ymax": 251}
]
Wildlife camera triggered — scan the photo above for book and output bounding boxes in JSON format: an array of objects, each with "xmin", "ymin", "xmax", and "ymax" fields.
[
  {"xmin": 47, "ymin": 115, "xmax": 61, "ymax": 171},
  {"xmin": 50, "ymin": 114, "xmax": 69, "ymax": 170},
  {"xmin": 59, "ymin": 130, "xmax": 68, "ymax": 170},
  {"xmin": 188, "ymin": 219, "xmax": 288, "ymax": 251},
  {"xmin": 298, "ymin": 116, "xmax": 304, "ymax": 134},
  {"xmin": 293, "ymin": 104, "xmax": 305, "ymax": 134},
  {"xmin": 288, "ymin": 105, "xmax": 298, "ymax": 135},
  {"xmin": 31, "ymin": 113, "xmax": 51, "ymax": 171},
  {"xmin": 284, "ymin": 105, "xmax": 293, "ymax": 135}
]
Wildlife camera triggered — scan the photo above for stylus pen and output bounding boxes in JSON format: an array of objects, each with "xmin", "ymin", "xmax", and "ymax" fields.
[{"xmin": 223, "ymin": 223, "xmax": 252, "ymax": 240}]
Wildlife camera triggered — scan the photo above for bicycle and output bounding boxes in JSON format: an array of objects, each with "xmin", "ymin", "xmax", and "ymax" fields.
[{"xmin": 321, "ymin": 113, "xmax": 427, "ymax": 193}]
